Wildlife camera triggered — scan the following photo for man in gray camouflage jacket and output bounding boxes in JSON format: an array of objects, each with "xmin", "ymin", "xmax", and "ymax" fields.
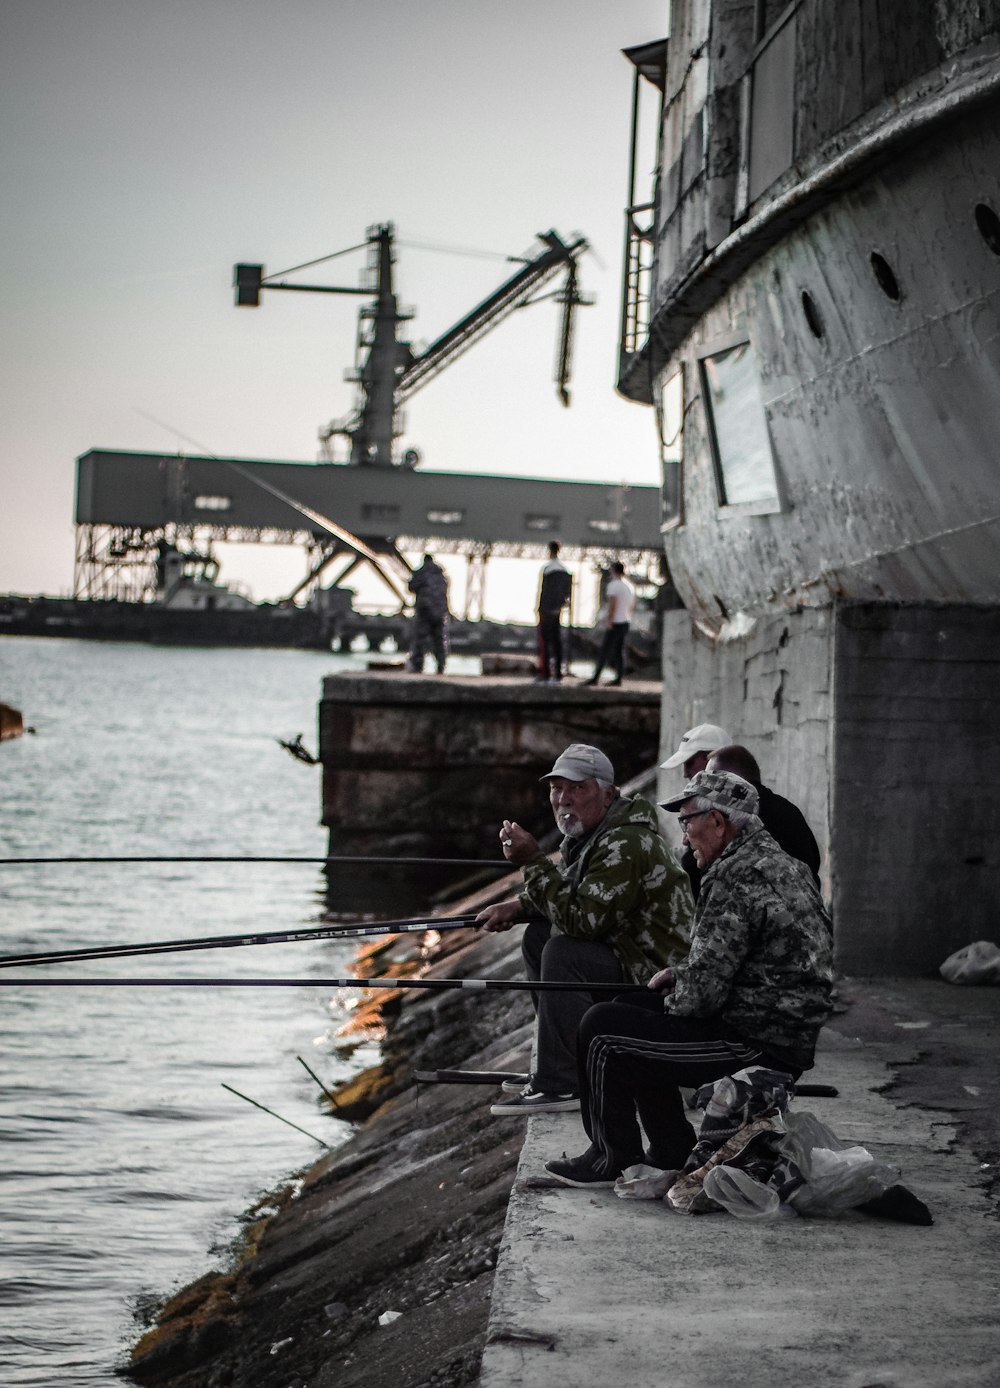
[
  {"xmin": 477, "ymin": 743, "xmax": 694, "ymax": 1115},
  {"xmin": 544, "ymin": 769, "xmax": 834, "ymax": 1188}
]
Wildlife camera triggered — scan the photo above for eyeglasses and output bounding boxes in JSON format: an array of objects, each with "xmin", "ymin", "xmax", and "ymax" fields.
[{"xmin": 677, "ymin": 808, "xmax": 715, "ymax": 831}]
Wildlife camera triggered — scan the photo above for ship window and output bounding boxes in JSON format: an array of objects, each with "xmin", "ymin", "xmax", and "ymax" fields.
[
  {"xmin": 426, "ymin": 508, "xmax": 463, "ymax": 525},
  {"xmin": 194, "ymin": 495, "xmax": 231, "ymax": 511},
  {"xmin": 588, "ymin": 518, "xmax": 621, "ymax": 534},
  {"xmin": 870, "ymin": 252, "xmax": 902, "ymax": 301},
  {"xmin": 525, "ymin": 514, "xmax": 560, "ymax": 530},
  {"xmin": 700, "ymin": 341, "xmax": 779, "ymax": 509},
  {"xmin": 361, "ymin": 503, "xmax": 400, "ymax": 521},
  {"xmin": 658, "ymin": 368, "xmax": 684, "ymax": 529},
  {"xmin": 974, "ymin": 203, "xmax": 1000, "ymax": 256},
  {"xmin": 801, "ymin": 290, "xmax": 825, "ymax": 340}
]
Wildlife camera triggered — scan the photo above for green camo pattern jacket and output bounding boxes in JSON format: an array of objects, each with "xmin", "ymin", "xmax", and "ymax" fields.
[
  {"xmin": 665, "ymin": 824, "xmax": 834, "ymax": 1064},
  {"xmin": 517, "ymin": 794, "xmax": 694, "ymax": 984}
]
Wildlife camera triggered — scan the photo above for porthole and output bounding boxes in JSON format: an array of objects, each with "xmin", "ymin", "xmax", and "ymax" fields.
[
  {"xmin": 974, "ymin": 203, "xmax": 1000, "ymax": 256},
  {"xmin": 801, "ymin": 290, "xmax": 825, "ymax": 339},
  {"xmin": 870, "ymin": 252, "xmax": 902, "ymax": 301}
]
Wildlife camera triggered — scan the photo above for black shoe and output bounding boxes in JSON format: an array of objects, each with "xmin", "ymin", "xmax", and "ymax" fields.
[
  {"xmin": 490, "ymin": 1084, "xmax": 580, "ymax": 1116},
  {"xmin": 544, "ymin": 1149, "xmax": 618, "ymax": 1188}
]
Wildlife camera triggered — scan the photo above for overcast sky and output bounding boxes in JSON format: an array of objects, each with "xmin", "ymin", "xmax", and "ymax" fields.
[{"xmin": 0, "ymin": 0, "xmax": 668, "ymax": 618}]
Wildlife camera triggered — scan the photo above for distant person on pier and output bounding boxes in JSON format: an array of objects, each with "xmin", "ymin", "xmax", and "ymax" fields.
[
  {"xmin": 543, "ymin": 770, "xmax": 833, "ymax": 1188},
  {"xmin": 477, "ymin": 743, "xmax": 694, "ymax": 1115},
  {"xmin": 535, "ymin": 541, "xmax": 573, "ymax": 682},
  {"xmin": 585, "ymin": 562, "xmax": 634, "ymax": 687},
  {"xmin": 407, "ymin": 554, "xmax": 450, "ymax": 674}
]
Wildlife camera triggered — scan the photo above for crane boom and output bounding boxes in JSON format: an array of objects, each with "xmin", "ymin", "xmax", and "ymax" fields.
[{"xmin": 395, "ymin": 230, "xmax": 588, "ymax": 403}]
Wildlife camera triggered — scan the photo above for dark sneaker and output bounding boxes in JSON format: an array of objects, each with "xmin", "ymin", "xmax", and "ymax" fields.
[
  {"xmin": 490, "ymin": 1085, "xmax": 580, "ymax": 1115},
  {"xmin": 544, "ymin": 1150, "xmax": 617, "ymax": 1188},
  {"xmin": 500, "ymin": 1074, "xmax": 532, "ymax": 1094}
]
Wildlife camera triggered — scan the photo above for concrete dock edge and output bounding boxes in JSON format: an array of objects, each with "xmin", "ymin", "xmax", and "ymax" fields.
[{"xmin": 480, "ymin": 986, "xmax": 1000, "ymax": 1388}]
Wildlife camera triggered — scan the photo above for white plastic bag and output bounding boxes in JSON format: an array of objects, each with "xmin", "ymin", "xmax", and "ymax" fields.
[
  {"xmin": 940, "ymin": 940, "xmax": 1000, "ymax": 985},
  {"xmin": 701, "ymin": 1165, "xmax": 785, "ymax": 1220},
  {"xmin": 779, "ymin": 1110, "xmax": 898, "ymax": 1216},
  {"xmin": 614, "ymin": 1163, "xmax": 677, "ymax": 1200}
]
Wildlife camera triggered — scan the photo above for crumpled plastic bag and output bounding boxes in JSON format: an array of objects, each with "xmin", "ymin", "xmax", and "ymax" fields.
[
  {"xmin": 614, "ymin": 1163, "xmax": 678, "ymax": 1200},
  {"xmin": 778, "ymin": 1110, "xmax": 898, "ymax": 1216},
  {"xmin": 701, "ymin": 1164, "xmax": 789, "ymax": 1220},
  {"xmin": 940, "ymin": 940, "xmax": 1000, "ymax": 986},
  {"xmin": 667, "ymin": 1113, "xmax": 785, "ymax": 1213}
]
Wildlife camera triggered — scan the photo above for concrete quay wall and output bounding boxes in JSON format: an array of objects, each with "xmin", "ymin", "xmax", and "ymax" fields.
[
  {"xmin": 658, "ymin": 601, "xmax": 1000, "ymax": 976},
  {"xmin": 319, "ymin": 673, "xmax": 664, "ymax": 861},
  {"xmin": 481, "ymin": 978, "xmax": 1000, "ymax": 1388}
]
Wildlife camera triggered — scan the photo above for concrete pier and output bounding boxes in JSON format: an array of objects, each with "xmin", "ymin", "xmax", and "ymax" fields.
[{"xmin": 319, "ymin": 673, "xmax": 663, "ymax": 860}]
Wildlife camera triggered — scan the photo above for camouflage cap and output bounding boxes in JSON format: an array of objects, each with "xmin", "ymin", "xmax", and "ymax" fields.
[
  {"xmin": 660, "ymin": 769, "xmax": 759, "ymax": 818},
  {"xmin": 540, "ymin": 743, "xmax": 615, "ymax": 784}
]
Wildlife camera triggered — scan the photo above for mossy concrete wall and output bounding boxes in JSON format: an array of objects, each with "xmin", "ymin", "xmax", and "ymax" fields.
[{"xmin": 319, "ymin": 673, "xmax": 663, "ymax": 861}]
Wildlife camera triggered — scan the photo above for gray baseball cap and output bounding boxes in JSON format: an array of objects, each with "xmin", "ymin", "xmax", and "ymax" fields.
[
  {"xmin": 660, "ymin": 769, "xmax": 759, "ymax": 817},
  {"xmin": 540, "ymin": 743, "xmax": 615, "ymax": 784},
  {"xmin": 660, "ymin": 723, "xmax": 731, "ymax": 769}
]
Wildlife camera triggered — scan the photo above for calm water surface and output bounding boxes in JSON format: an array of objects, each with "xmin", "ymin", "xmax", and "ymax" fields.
[{"xmin": 0, "ymin": 638, "xmax": 410, "ymax": 1385}]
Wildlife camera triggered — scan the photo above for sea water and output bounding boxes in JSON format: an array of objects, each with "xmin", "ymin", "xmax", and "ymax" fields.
[{"xmin": 0, "ymin": 637, "xmax": 442, "ymax": 1385}]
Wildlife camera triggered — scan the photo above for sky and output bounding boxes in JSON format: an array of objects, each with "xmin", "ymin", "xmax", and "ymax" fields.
[{"xmin": 0, "ymin": 0, "xmax": 668, "ymax": 621}]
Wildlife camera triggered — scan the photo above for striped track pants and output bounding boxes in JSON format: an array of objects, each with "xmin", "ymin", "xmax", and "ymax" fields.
[{"xmin": 577, "ymin": 995, "xmax": 765, "ymax": 1176}]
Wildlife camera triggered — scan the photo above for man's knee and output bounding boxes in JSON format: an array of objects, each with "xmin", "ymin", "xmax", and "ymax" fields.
[
  {"xmin": 521, "ymin": 919, "xmax": 550, "ymax": 973},
  {"xmin": 578, "ymin": 999, "xmax": 624, "ymax": 1051},
  {"xmin": 539, "ymin": 932, "xmax": 614, "ymax": 982}
]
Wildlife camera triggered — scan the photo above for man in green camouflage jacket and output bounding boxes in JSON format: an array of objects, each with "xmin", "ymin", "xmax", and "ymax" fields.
[
  {"xmin": 544, "ymin": 769, "xmax": 834, "ymax": 1188},
  {"xmin": 478, "ymin": 743, "xmax": 693, "ymax": 1115}
]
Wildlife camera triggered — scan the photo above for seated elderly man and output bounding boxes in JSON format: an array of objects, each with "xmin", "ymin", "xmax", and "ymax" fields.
[
  {"xmin": 544, "ymin": 770, "xmax": 833, "ymax": 1187},
  {"xmin": 477, "ymin": 743, "xmax": 693, "ymax": 1115}
]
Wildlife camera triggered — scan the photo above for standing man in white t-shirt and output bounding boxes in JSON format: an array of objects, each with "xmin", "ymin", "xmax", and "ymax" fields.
[{"xmin": 586, "ymin": 562, "xmax": 635, "ymax": 687}]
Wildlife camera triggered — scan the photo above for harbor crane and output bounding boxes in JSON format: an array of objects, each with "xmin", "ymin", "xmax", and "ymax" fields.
[{"xmin": 233, "ymin": 223, "xmax": 591, "ymax": 469}]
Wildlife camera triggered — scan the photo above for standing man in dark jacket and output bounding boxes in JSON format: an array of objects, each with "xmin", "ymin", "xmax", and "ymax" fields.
[
  {"xmin": 536, "ymin": 541, "xmax": 572, "ymax": 681},
  {"xmin": 544, "ymin": 770, "xmax": 833, "ymax": 1188},
  {"xmin": 407, "ymin": 553, "xmax": 450, "ymax": 674}
]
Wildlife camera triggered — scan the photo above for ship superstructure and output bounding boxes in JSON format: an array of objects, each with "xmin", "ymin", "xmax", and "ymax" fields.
[{"xmin": 619, "ymin": 2, "xmax": 1000, "ymax": 972}]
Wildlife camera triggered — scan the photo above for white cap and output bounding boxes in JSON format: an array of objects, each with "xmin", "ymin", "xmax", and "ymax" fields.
[{"xmin": 660, "ymin": 723, "xmax": 731, "ymax": 770}]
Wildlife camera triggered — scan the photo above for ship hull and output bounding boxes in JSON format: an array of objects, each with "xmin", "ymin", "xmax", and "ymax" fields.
[{"xmin": 656, "ymin": 98, "xmax": 1000, "ymax": 633}]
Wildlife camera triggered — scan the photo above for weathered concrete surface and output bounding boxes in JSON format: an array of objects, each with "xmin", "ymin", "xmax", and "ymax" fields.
[
  {"xmin": 320, "ymin": 673, "xmax": 663, "ymax": 859},
  {"xmin": 481, "ymin": 978, "xmax": 1000, "ymax": 1388},
  {"xmin": 658, "ymin": 602, "xmax": 1000, "ymax": 977}
]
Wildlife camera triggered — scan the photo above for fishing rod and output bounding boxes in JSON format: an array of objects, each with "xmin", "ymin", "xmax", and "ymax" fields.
[
  {"xmin": 0, "ymin": 854, "xmax": 510, "ymax": 868},
  {"xmin": 0, "ymin": 975, "xmax": 648, "ymax": 993},
  {"xmin": 0, "ymin": 912, "xmax": 507, "ymax": 971},
  {"xmin": 221, "ymin": 1082, "xmax": 331, "ymax": 1148}
]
